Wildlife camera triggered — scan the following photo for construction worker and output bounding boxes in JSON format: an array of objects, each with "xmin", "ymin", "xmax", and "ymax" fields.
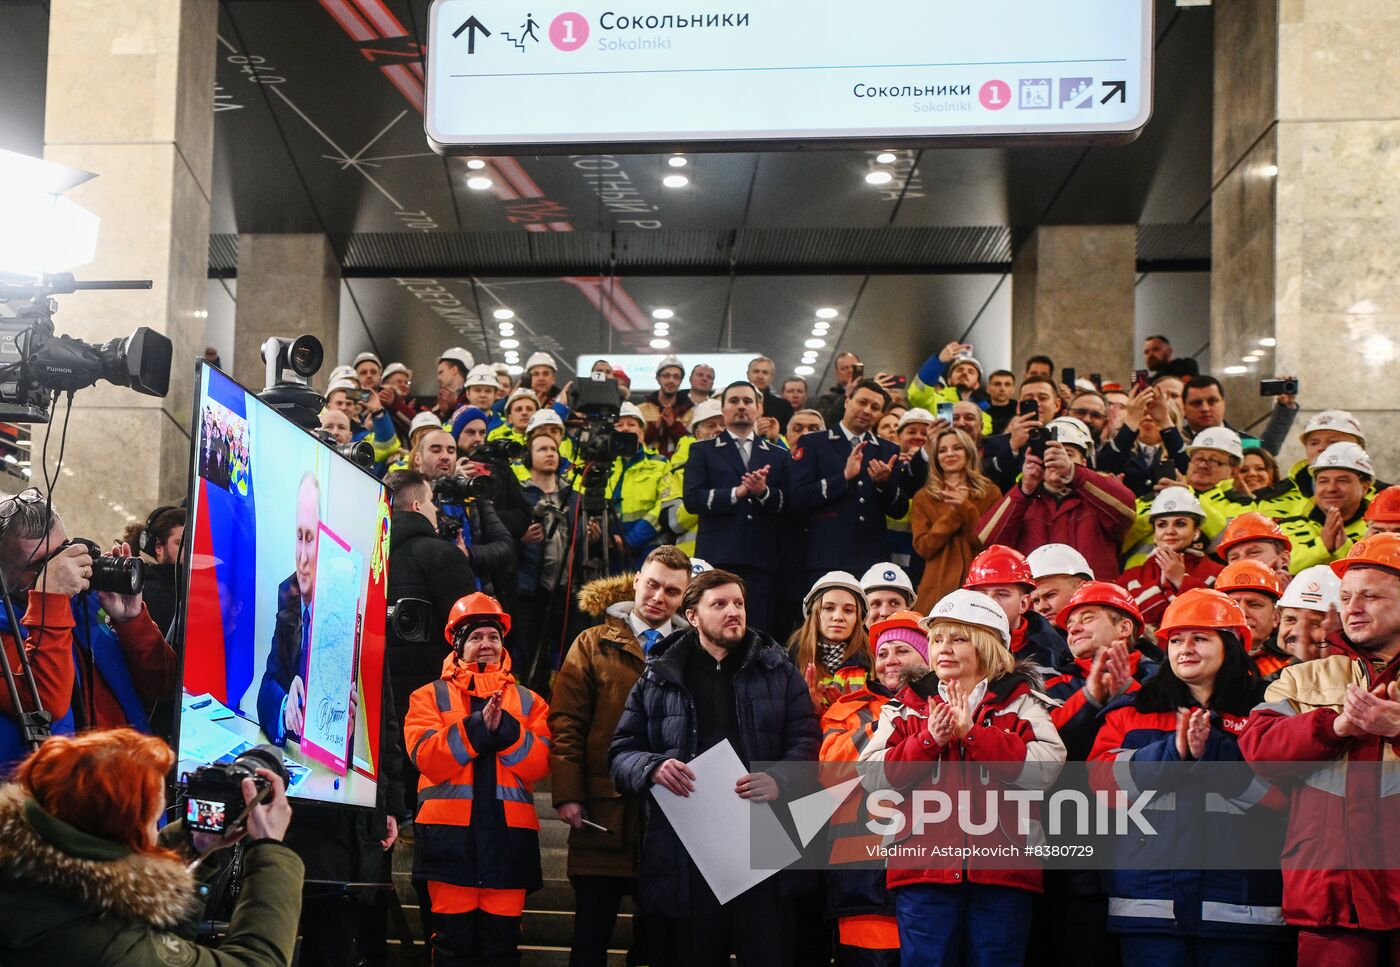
[
  {"xmin": 1215, "ymin": 512, "xmax": 1293, "ymax": 580},
  {"xmin": 963, "ymin": 545, "xmax": 1069, "ymax": 673},
  {"xmin": 604, "ymin": 402, "xmax": 670, "ymax": 570},
  {"xmin": 1364, "ymin": 485, "xmax": 1400, "ymax": 536},
  {"xmin": 403, "ymin": 593, "xmax": 551, "ymax": 966},
  {"xmin": 1215, "ymin": 559, "xmax": 1291, "ymax": 678},
  {"xmin": 1026, "ymin": 543, "xmax": 1094, "ymax": 622},
  {"xmin": 1116, "ymin": 487, "xmax": 1223, "ymax": 629},
  {"xmin": 1275, "ymin": 564, "xmax": 1342, "ymax": 663},
  {"xmin": 488, "ymin": 387, "xmax": 539, "ymax": 448},
  {"xmin": 658, "ymin": 399, "xmax": 723, "ymax": 557},
  {"xmin": 859, "ymin": 562, "xmax": 917, "ymax": 626},
  {"xmin": 1278, "ymin": 442, "xmax": 1375, "ymax": 573},
  {"xmin": 1256, "ymin": 409, "xmax": 1386, "ymax": 519}
]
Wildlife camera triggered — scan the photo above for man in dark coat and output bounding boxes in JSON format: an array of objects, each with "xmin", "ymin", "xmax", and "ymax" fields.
[{"xmin": 609, "ymin": 568, "xmax": 821, "ymax": 967}]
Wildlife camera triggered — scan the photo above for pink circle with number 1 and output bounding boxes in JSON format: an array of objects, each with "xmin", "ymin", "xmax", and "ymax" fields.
[
  {"xmin": 549, "ymin": 12, "xmax": 589, "ymax": 51},
  {"xmin": 979, "ymin": 80, "xmax": 1011, "ymax": 111}
]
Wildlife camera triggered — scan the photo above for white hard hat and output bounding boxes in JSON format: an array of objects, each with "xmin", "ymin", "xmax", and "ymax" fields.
[
  {"xmin": 921, "ymin": 588, "xmax": 1011, "ymax": 647},
  {"xmin": 327, "ymin": 378, "xmax": 359, "ymax": 394},
  {"xmin": 948, "ymin": 353, "xmax": 982, "ymax": 376},
  {"xmin": 382, "ymin": 362, "xmax": 409, "ymax": 380},
  {"xmin": 505, "ymin": 387, "xmax": 538, "ymax": 409},
  {"xmin": 686, "ymin": 398, "xmax": 723, "ymax": 431},
  {"xmin": 859, "ymin": 563, "xmax": 915, "ymax": 603},
  {"xmin": 490, "ymin": 362, "xmax": 512, "ymax": 376},
  {"xmin": 465, "ymin": 364, "xmax": 500, "ymax": 389},
  {"xmin": 1301, "ymin": 409, "xmax": 1365, "ymax": 448},
  {"xmin": 617, "ymin": 401, "xmax": 646, "ymax": 424},
  {"xmin": 1149, "ymin": 485, "xmax": 1206, "ymax": 520},
  {"xmin": 1278, "ymin": 564, "xmax": 1341, "ymax": 613},
  {"xmin": 353, "ymin": 351, "xmax": 382, "ymax": 368},
  {"xmin": 655, "ymin": 354, "xmax": 685, "ymax": 376},
  {"xmin": 1310, "ymin": 441, "xmax": 1373, "ymax": 478},
  {"xmin": 689, "ymin": 558, "xmax": 713, "ymax": 576},
  {"xmin": 525, "ymin": 351, "xmax": 556, "ymax": 372},
  {"xmin": 526, "ymin": 409, "xmax": 564, "ymax": 435},
  {"xmin": 1046, "ymin": 416, "xmax": 1093, "ymax": 453},
  {"xmin": 897, "ymin": 408, "xmax": 935, "ymax": 432},
  {"xmin": 439, "ymin": 347, "xmax": 475, "ymax": 370},
  {"xmin": 1186, "ymin": 427, "xmax": 1244, "ymax": 462},
  {"xmin": 1026, "ymin": 544, "xmax": 1093, "ymax": 580},
  {"xmin": 328, "ymin": 364, "xmax": 356, "ymax": 383},
  {"xmin": 409, "ymin": 411, "xmax": 445, "ymax": 435},
  {"xmin": 803, "ymin": 570, "xmax": 868, "ymax": 617}
]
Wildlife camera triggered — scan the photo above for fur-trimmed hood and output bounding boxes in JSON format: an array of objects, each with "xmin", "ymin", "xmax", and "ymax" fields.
[
  {"xmin": 576, "ymin": 572, "xmax": 637, "ymax": 617},
  {"xmin": 0, "ymin": 784, "xmax": 197, "ymax": 937}
]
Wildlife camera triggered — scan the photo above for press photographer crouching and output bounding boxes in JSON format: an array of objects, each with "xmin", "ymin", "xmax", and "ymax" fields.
[
  {"xmin": 0, "ymin": 728, "xmax": 300, "ymax": 966},
  {"xmin": 407, "ymin": 410, "xmax": 520, "ymax": 599},
  {"xmin": 0, "ymin": 489, "xmax": 177, "ymax": 770}
]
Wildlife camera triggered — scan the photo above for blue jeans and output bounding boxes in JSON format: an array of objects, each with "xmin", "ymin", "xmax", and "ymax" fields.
[{"xmin": 894, "ymin": 882, "xmax": 1033, "ymax": 967}]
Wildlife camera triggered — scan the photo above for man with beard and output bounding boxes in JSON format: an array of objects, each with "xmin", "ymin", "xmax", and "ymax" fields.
[
  {"xmin": 1242, "ymin": 534, "xmax": 1400, "ymax": 966},
  {"xmin": 609, "ymin": 569, "xmax": 820, "ymax": 967},
  {"xmin": 1275, "ymin": 564, "xmax": 1342, "ymax": 662}
]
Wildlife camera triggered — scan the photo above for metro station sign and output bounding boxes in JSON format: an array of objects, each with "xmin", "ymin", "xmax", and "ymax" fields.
[{"xmin": 425, "ymin": 0, "xmax": 1154, "ymax": 154}]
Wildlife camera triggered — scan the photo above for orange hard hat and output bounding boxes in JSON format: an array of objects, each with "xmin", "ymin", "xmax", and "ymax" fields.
[
  {"xmin": 1214, "ymin": 559, "xmax": 1285, "ymax": 599},
  {"xmin": 1215, "ymin": 512, "xmax": 1292, "ymax": 556},
  {"xmin": 1331, "ymin": 532, "xmax": 1400, "ymax": 579},
  {"xmin": 444, "ymin": 591, "xmax": 512, "ymax": 644},
  {"xmin": 1155, "ymin": 588, "xmax": 1253, "ymax": 653},
  {"xmin": 1365, "ymin": 486, "xmax": 1400, "ymax": 524},
  {"xmin": 965, "ymin": 545, "xmax": 1033, "ymax": 590},
  {"xmin": 1056, "ymin": 581, "xmax": 1144, "ymax": 636},
  {"xmin": 870, "ymin": 610, "xmax": 926, "ymax": 642}
]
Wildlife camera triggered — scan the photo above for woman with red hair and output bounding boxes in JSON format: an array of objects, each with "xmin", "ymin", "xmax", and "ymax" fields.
[{"xmin": 0, "ymin": 728, "xmax": 302, "ymax": 966}]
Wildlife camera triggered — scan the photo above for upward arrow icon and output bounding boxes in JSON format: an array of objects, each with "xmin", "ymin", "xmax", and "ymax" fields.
[{"xmin": 452, "ymin": 15, "xmax": 491, "ymax": 54}]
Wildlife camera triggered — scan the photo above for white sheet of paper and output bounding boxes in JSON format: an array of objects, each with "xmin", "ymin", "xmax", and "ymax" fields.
[{"xmin": 650, "ymin": 739, "xmax": 801, "ymax": 905}]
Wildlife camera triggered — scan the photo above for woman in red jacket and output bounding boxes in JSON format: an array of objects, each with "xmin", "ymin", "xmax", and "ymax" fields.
[
  {"xmin": 1117, "ymin": 486, "xmax": 1223, "ymax": 629},
  {"xmin": 403, "ymin": 593, "xmax": 551, "ymax": 967},
  {"xmin": 862, "ymin": 589, "xmax": 1066, "ymax": 967}
]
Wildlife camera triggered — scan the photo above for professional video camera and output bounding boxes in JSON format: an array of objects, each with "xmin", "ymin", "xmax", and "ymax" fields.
[
  {"xmin": 568, "ymin": 376, "xmax": 637, "ymax": 463},
  {"xmin": 312, "ymin": 428, "xmax": 374, "ymax": 469},
  {"xmin": 0, "ymin": 273, "xmax": 170, "ymax": 423},
  {"xmin": 180, "ymin": 744, "xmax": 290, "ymax": 837}
]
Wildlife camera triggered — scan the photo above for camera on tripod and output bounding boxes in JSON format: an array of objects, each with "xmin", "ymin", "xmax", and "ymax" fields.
[
  {"xmin": 180, "ymin": 744, "xmax": 290, "ymax": 836},
  {"xmin": 568, "ymin": 376, "xmax": 637, "ymax": 463}
]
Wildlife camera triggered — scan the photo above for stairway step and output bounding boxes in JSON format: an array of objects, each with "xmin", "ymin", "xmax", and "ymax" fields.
[
  {"xmin": 517, "ymin": 945, "xmax": 627, "ymax": 967},
  {"xmin": 522, "ymin": 908, "xmax": 633, "ymax": 948}
]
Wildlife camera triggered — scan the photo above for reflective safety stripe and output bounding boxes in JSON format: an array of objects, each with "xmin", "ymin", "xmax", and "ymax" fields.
[
  {"xmin": 515, "ymin": 685, "xmax": 534, "ymax": 717},
  {"xmin": 1109, "ymin": 897, "xmax": 1175, "ymax": 919},
  {"xmin": 1112, "ymin": 752, "xmax": 1141, "ymax": 800},
  {"xmin": 1253, "ymin": 699, "xmax": 1297, "ymax": 717},
  {"xmin": 447, "ymin": 723, "xmax": 472, "ymax": 766},
  {"xmin": 498, "ymin": 784, "xmax": 532, "ymax": 803},
  {"xmin": 420, "ymin": 781, "xmax": 474, "ymax": 800},
  {"xmin": 500, "ymin": 730, "xmax": 536, "ymax": 767},
  {"xmin": 412, "ymin": 729, "xmax": 438, "ymax": 764},
  {"xmin": 1302, "ymin": 760, "xmax": 1348, "ymax": 797},
  {"xmin": 433, "ymin": 679, "xmax": 454, "ymax": 713},
  {"xmin": 1200, "ymin": 901, "xmax": 1285, "ymax": 926}
]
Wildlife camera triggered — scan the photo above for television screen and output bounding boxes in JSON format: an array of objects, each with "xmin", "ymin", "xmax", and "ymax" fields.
[{"xmin": 175, "ymin": 363, "xmax": 390, "ymax": 809}]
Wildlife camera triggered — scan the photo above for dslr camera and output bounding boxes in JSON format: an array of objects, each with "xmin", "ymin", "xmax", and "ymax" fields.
[
  {"xmin": 62, "ymin": 537, "xmax": 144, "ymax": 595},
  {"xmin": 434, "ymin": 438, "xmax": 525, "ymax": 504},
  {"xmin": 181, "ymin": 745, "xmax": 289, "ymax": 836}
]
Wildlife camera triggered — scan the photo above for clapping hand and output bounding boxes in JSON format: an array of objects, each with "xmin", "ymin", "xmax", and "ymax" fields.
[
  {"xmin": 926, "ymin": 703, "xmax": 956, "ymax": 747},
  {"xmin": 867, "ymin": 455, "xmax": 895, "ymax": 484},
  {"xmin": 1152, "ymin": 546, "xmax": 1187, "ymax": 589},
  {"xmin": 844, "ymin": 441, "xmax": 867, "ymax": 480},
  {"xmin": 1322, "ymin": 507, "xmax": 1347, "ymax": 553},
  {"xmin": 1175, "ymin": 708, "xmax": 1211, "ymax": 760},
  {"xmin": 943, "ymin": 679, "xmax": 973, "ymax": 739},
  {"xmin": 1085, "ymin": 642, "xmax": 1135, "ymax": 706},
  {"xmin": 736, "ymin": 464, "xmax": 770, "ymax": 499},
  {"xmin": 1341, "ymin": 681, "xmax": 1400, "ymax": 738},
  {"xmin": 483, "ymin": 687, "xmax": 505, "ymax": 732}
]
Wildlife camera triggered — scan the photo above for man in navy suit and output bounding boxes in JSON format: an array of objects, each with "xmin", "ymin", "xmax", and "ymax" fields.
[
  {"xmin": 790, "ymin": 379, "xmax": 909, "ymax": 589},
  {"xmin": 683, "ymin": 380, "xmax": 789, "ymax": 633}
]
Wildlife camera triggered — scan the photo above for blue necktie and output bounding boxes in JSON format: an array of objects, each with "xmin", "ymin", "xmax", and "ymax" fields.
[{"xmin": 641, "ymin": 629, "xmax": 661, "ymax": 654}]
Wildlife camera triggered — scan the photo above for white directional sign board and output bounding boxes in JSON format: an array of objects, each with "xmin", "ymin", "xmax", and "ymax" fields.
[{"xmin": 425, "ymin": 0, "xmax": 1153, "ymax": 153}]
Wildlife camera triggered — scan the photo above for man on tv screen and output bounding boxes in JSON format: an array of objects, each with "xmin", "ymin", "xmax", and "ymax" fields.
[{"xmin": 257, "ymin": 471, "xmax": 320, "ymax": 745}]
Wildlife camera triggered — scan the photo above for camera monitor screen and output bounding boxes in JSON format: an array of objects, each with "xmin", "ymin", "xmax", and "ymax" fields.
[{"xmin": 176, "ymin": 363, "xmax": 391, "ymax": 809}]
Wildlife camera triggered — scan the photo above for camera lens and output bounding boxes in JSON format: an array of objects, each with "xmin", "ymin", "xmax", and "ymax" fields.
[
  {"xmin": 90, "ymin": 553, "xmax": 144, "ymax": 595},
  {"xmin": 287, "ymin": 335, "xmax": 324, "ymax": 378}
]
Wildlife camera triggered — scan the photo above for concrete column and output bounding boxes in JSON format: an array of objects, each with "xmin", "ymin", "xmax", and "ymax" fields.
[
  {"xmin": 1011, "ymin": 225, "xmax": 1136, "ymax": 382},
  {"xmin": 36, "ymin": 0, "xmax": 216, "ymax": 539},
  {"xmin": 1212, "ymin": 0, "xmax": 1400, "ymax": 473},
  {"xmin": 231, "ymin": 235, "xmax": 341, "ymax": 394}
]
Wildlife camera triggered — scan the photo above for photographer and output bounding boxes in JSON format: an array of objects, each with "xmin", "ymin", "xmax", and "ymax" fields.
[
  {"xmin": 0, "ymin": 727, "xmax": 301, "ymax": 966},
  {"xmin": 135, "ymin": 505, "xmax": 185, "ymax": 639},
  {"xmin": 408, "ymin": 427, "xmax": 517, "ymax": 599},
  {"xmin": 0, "ymin": 490, "xmax": 177, "ymax": 770},
  {"xmin": 325, "ymin": 379, "xmax": 400, "ymax": 474}
]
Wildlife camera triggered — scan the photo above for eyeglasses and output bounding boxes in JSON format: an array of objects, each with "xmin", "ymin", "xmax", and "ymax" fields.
[
  {"xmin": 1188, "ymin": 454, "xmax": 1231, "ymax": 469},
  {"xmin": 0, "ymin": 487, "xmax": 42, "ymax": 523}
]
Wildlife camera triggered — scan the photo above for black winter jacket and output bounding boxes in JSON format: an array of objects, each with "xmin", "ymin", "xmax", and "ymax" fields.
[{"xmin": 608, "ymin": 628, "xmax": 821, "ymax": 917}]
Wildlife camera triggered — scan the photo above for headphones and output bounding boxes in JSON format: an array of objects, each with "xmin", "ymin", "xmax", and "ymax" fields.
[
  {"xmin": 139, "ymin": 505, "xmax": 181, "ymax": 558},
  {"xmin": 521, "ymin": 436, "xmax": 535, "ymax": 472}
]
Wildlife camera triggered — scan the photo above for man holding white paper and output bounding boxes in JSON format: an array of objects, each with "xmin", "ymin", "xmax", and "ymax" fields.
[{"xmin": 609, "ymin": 568, "xmax": 820, "ymax": 966}]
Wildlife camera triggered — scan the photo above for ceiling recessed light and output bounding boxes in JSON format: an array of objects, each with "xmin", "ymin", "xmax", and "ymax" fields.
[
  {"xmin": 804, "ymin": 338, "xmax": 826, "ymax": 349},
  {"xmin": 1259, "ymin": 337, "xmax": 1277, "ymax": 347},
  {"xmin": 1223, "ymin": 365, "xmax": 1248, "ymax": 375},
  {"xmin": 467, "ymin": 158, "xmax": 487, "ymax": 170},
  {"xmin": 467, "ymin": 176, "xmax": 493, "ymax": 190},
  {"xmin": 876, "ymin": 151, "xmax": 897, "ymax": 164},
  {"xmin": 652, "ymin": 308, "xmax": 674, "ymax": 320},
  {"xmin": 650, "ymin": 337, "xmax": 671, "ymax": 349},
  {"xmin": 493, "ymin": 308, "xmax": 515, "ymax": 320},
  {"xmin": 498, "ymin": 326, "xmax": 515, "ymax": 337},
  {"xmin": 795, "ymin": 365, "xmax": 815, "ymax": 376},
  {"xmin": 499, "ymin": 338, "xmax": 520, "ymax": 349},
  {"xmin": 662, "ymin": 174, "xmax": 689, "ymax": 188},
  {"xmin": 668, "ymin": 156, "xmax": 688, "ymax": 168},
  {"xmin": 653, "ymin": 324, "xmax": 670, "ymax": 334},
  {"xmin": 815, "ymin": 307, "xmax": 839, "ymax": 319},
  {"xmin": 1260, "ymin": 164, "xmax": 1279, "ymax": 177},
  {"xmin": 812, "ymin": 327, "xmax": 829, "ymax": 337},
  {"xmin": 865, "ymin": 170, "xmax": 893, "ymax": 185},
  {"xmin": 507, "ymin": 364, "xmax": 524, "ymax": 375}
]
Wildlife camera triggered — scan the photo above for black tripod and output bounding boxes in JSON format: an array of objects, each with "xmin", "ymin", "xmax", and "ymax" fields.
[{"xmin": 0, "ymin": 563, "xmax": 53, "ymax": 750}]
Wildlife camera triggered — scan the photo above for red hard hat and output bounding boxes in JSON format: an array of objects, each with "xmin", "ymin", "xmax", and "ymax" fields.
[
  {"xmin": 1331, "ymin": 532, "xmax": 1400, "ymax": 579},
  {"xmin": 1215, "ymin": 512, "xmax": 1292, "ymax": 555},
  {"xmin": 1056, "ymin": 581, "xmax": 1144, "ymax": 636},
  {"xmin": 444, "ymin": 592, "xmax": 512, "ymax": 644},
  {"xmin": 1215, "ymin": 559, "xmax": 1285, "ymax": 599},
  {"xmin": 1155, "ymin": 588, "xmax": 1253, "ymax": 654},
  {"xmin": 964, "ymin": 545, "xmax": 1034, "ymax": 590},
  {"xmin": 1365, "ymin": 486, "xmax": 1400, "ymax": 524}
]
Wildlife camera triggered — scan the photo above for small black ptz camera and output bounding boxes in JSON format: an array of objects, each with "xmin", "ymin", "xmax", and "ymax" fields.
[{"xmin": 256, "ymin": 335, "xmax": 325, "ymax": 430}]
